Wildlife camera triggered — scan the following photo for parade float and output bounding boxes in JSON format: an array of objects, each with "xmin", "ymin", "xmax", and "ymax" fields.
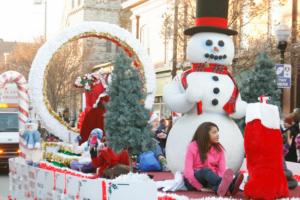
[
  {"xmin": 5, "ymin": 0, "xmax": 300, "ymax": 199},
  {"xmin": 7, "ymin": 21, "xmax": 161, "ymax": 200},
  {"xmin": 5, "ymin": 20, "xmax": 216, "ymax": 200}
]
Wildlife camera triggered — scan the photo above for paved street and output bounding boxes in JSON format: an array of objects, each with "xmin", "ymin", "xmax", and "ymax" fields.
[{"xmin": 0, "ymin": 169, "xmax": 9, "ymax": 199}]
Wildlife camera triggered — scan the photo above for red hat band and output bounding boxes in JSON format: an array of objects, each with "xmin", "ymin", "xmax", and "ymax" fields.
[{"xmin": 195, "ymin": 17, "xmax": 228, "ymax": 29}]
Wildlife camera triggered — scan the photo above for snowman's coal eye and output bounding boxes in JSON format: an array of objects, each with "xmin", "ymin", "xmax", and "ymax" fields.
[
  {"xmin": 206, "ymin": 40, "xmax": 213, "ymax": 46},
  {"xmin": 218, "ymin": 40, "xmax": 225, "ymax": 47}
]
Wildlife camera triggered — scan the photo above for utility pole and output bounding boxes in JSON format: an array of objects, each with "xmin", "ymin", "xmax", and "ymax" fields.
[
  {"xmin": 291, "ymin": 0, "xmax": 298, "ymax": 109},
  {"xmin": 172, "ymin": 0, "xmax": 179, "ymax": 78},
  {"xmin": 267, "ymin": 0, "xmax": 272, "ymax": 45},
  {"xmin": 34, "ymin": 0, "xmax": 47, "ymax": 40},
  {"xmin": 183, "ymin": 0, "xmax": 188, "ymax": 61},
  {"xmin": 44, "ymin": 0, "xmax": 47, "ymax": 40},
  {"xmin": 232, "ymin": 0, "xmax": 238, "ymax": 50}
]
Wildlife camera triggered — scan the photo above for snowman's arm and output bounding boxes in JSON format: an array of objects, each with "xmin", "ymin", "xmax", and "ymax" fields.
[
  {"xmin": 229, "ymin": 94, "xmax": 247, "ymax": 119},
  {"xmin": 163, "ymin": 79, "xmax": 195, "ymax": 113}
]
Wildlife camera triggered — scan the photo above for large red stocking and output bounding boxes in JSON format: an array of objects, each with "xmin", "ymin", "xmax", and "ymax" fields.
[{"xmin": 244, "ymin": 119, "xmax": 289, "ymax": 199}]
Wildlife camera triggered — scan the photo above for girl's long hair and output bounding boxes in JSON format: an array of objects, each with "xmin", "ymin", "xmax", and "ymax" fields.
[{"xmin": 192, "ymin": 122, "xmax": 224, "ymax": 163}]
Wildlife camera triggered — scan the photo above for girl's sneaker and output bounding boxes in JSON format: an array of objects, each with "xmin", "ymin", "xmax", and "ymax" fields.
[
  {"xmin": 229, "ymin": 172, "xmax": 244, "ymax": 196},
  {"xmin": 217, "ymin": 169, "xmax": 234, "ymax": 197}
]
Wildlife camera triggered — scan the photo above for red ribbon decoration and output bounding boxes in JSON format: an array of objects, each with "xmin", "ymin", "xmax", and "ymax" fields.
[
  {"xmin": 294, "ymin": 175, "xmax": 300, "ymax": 182},
  {"xmin": 259, "ymin": 95, "xmax": 269, "ymax": 104},
  {"xmin": 64, "ymin": 173, "xmax": 67, "ymax": 195},
  {"xmin": 195, "ymin": 17, "xmax": 228, "ymax": 29},
  {"xmin": 75, "ymin": 180, "xmax": 81, "ymax": 200},
  {"xmin": 53, "ymin": 171, "xmax": 56, "ymax": 192},
  {"xmin": 102, "ymin": 181, "xmax": 107, "ymax": 200},
  {"xmin": 157, "ymin": 195, "xmax": 176, "ymax": 200},
  {"xmin": 39, "ymin": 162, "xmax": 97, "ymax": 179}
]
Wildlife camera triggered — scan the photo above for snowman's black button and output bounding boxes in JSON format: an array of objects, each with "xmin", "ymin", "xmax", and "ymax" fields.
[
  {"xmin": 212, "ymin": 99, "xmax": 219, "ymax": 106},
  {"xmin": 212, "ymin": 76, "xmax": 219, "ymax": 81},
  {"xmin": 213, "ymin": 88, "xmax": 220, "ymax": 94}
]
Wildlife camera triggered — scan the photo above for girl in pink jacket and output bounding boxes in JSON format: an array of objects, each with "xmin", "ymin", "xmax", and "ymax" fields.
[{"xmin": 183, "ymin": 122, "xmax": 243, "ymax": 197}]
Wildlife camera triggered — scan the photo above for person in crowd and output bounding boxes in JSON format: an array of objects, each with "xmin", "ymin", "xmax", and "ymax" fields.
[
  {"xmin": 280, "ymin": 108, "xmax": 300, "ymax": 189},
  {"xmin": 155, "ymin": 118, "xmax": 168, "ymax": 155},
  {"xmin": 62, "ymin": 108, "xmax": 70, "ymax": 123},
  {"xmin": 283, "ymin": 108, "xmax": 300, "ymax": 163},
  {"xmin": 149, "ymin": 113, "xmax": 168, "ymax": 171}
]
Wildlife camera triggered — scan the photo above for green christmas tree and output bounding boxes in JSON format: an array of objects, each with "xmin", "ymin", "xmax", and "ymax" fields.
[
  {"xmin": 240, "ymin": 52, "xmax": 282, "ymax": 107},
  {"xmin": 105, "ymin": 51, "xmax": 155, "ymax": 156}
]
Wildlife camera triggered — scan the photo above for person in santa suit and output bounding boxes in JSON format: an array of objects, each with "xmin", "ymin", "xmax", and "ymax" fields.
[
  {"xmin": 78, "ymin": 71, "xmax": 110, "ymax": 144},
  {"xmin": 77, "ymin": 109, "xmax": 85, "ymax": 130}
]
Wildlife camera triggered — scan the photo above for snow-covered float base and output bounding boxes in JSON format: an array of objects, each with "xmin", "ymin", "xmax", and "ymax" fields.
[
  {"xmin": 8, "ymin": 157, "xmax": 157, "ymax": 200},
  {"xmin": 8, "ymin": 157, "xmax": 300, "ymax": 200}
]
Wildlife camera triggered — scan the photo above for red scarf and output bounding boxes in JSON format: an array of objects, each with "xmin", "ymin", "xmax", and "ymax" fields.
[{"xmin": 181, "ymin": 63, "xmax": 239, "ymax": 115}]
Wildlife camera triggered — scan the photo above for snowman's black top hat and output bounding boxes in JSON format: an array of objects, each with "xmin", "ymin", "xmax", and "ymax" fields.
[{"xmin": 184, "ymin": 0, "xmax": 237, "ymax": 36}]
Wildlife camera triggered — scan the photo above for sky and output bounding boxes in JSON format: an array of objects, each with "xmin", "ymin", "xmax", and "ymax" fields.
[
  {"xmin": 0, "ymin": 0, "xmax": 296, "ymax": 43},
  {"xmin": 0, "ymin": 0, "xmax": 65, "ymax": 42}
]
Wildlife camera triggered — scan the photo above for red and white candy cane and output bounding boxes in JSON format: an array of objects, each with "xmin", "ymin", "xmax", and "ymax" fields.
[
  {"xmin": 0, "ymin": 71, "xmax": 29, "ymax": 130},
  {"xmin": 258, "ymin": 95, "xmax": 270, "ymax": 104}
]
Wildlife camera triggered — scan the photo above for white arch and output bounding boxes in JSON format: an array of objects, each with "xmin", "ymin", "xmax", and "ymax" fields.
[{"xmin": 28, "ymin": 21, "xmax": 156, "ymax": 142}]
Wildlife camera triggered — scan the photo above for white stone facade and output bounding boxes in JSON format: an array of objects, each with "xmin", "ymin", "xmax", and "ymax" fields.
[
  {"xmin": 62, "ymin": 0, "xmax": 127, "ymax": 70},
  {"xmin": 122, "ymin": 0, "xmax": 173, "ymax": 69},
  {"xmin": 122, "ymin": 0, "xmax": 174, "ymax": 118}
]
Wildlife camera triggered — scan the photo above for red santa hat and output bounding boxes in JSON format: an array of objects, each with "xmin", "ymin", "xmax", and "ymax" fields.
[{"xmin": 149, "ymin": 112, "xmax": 159, "ymax": 124}]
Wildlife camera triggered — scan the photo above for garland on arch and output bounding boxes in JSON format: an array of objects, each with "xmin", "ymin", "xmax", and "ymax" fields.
[{"xmin": 28, "ymin": 22, "xmax": 155, "ymax": 142}]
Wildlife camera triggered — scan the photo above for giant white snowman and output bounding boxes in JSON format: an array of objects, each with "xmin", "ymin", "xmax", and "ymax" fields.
[{"xmin": 164, "ymin": 0, "xmax": 247, "ymax": 172}]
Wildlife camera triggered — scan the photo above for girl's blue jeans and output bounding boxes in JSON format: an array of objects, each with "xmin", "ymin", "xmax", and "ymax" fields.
[{"xmin": 184, "ymin": 168, "xmax": 221, "ymax": 192}]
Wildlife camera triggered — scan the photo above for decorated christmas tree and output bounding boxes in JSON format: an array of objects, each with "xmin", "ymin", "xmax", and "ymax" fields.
[
  {"xmin": 105, "ymin": 51, "xmax": 155, "ymax": 156},
  {"xmin": 240, "ymin": 52, "xmax": 282, "ymax": 107}
]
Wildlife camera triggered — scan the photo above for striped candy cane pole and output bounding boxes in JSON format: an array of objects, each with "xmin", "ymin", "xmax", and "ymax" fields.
[
  {"xmin": 0, "ymin": 71, "xmax": 29, "ymax": 157},
  {"xmin": 0, "ymin": 71, "xmax": 29, "ymax": 129}
]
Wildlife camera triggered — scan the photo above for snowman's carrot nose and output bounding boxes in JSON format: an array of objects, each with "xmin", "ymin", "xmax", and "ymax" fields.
[{"xmin": 213, "ymin": 47, "xmax": 219, "ymax": 52}]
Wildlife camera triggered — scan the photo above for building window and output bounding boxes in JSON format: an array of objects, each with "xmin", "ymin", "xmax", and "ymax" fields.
[
  {"xmin": 106, "ymin": 41, "xmax": 112, "ymax": 53},
  {"xmin": 140, "ymin": 25, "xmax": 150, "ymax": 55},
  {"xmin": 72, "ymin": 0, "xmax": 75, "ymax": 8},
  {"xmin": 154, "ymin": 96, "xmax": 162, "ymax": 103},
  {"xmin": 78, "ymin": 0, "xmax": 81, "ymax": 6}
]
